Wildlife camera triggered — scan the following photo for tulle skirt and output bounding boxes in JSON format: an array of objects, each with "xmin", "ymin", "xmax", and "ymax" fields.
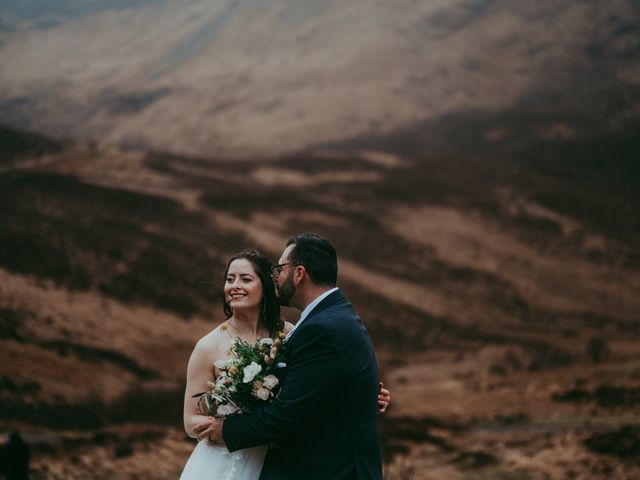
[{"xmin": 180, "ymin": 440, "xmax": 267, "ymax": 480}]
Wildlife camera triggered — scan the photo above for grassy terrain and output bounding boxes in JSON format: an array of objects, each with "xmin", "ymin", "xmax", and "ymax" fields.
[
  {"xmin": 0, "ymin": 172, "xmax": 240, "ymax": 317},
  {"xmin": 1, "ymin": 100, "xmax": 639, "ymax": 478}
]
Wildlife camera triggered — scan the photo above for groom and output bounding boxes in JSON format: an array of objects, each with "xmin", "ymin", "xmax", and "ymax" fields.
[{"xmin": 203, "ymin": 233, "xmax": 382, "ymax": 479}]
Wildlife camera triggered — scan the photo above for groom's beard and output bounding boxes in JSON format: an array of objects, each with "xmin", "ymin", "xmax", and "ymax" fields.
[{"xmin": 277, "ymin": 272, "xmax": 296, "ymax": 307}]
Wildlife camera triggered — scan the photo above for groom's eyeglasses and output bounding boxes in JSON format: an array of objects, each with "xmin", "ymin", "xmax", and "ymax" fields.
[{"xmin": 271, "ymin": 263, "xmax": 294, "ymax": 278}]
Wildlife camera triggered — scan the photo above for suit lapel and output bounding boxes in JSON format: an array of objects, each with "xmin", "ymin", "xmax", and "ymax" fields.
[{"xmin": 285, "ymin": 289, "xmax": 346, "ymax": 347}]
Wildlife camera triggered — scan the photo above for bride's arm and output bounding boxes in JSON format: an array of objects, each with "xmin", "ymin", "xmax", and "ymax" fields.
[{"xmin": 183, "ymin": 336, "xmax": 217, "ymax": 438}]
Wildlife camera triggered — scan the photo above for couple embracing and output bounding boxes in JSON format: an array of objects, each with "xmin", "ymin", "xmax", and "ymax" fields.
[{"xmin": 181, "ymin": 233, "xmax": 390, "ymax": 480}]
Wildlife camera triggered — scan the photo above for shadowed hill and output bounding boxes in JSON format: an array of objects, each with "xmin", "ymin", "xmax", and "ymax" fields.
[
  {"xmin": 0, "ymin": 172, "xmax": 232, "ymax": 317},
  {"xmin": 0, "ymin": 125, "xmax": 63, "ymax": 165}
]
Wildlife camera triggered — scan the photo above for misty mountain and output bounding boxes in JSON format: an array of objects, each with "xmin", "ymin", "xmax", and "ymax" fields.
[
  {"xmin": 0, "ymin": 0, "xmax": 167, "ymax": 29},
  {"xmin": 0, "ymin": 0, "xmax": 638, "ymax": 157}
]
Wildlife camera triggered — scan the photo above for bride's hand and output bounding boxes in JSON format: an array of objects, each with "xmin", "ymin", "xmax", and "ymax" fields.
[{"xmin": 378, "ymin": 382, "xmax": 391, "ymax": 413}]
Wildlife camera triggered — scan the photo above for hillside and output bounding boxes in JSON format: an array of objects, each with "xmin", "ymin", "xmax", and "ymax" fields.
[
  {"xmin": 1, "ymin": 107, "xmax": 639, "ymax": 478},
  {"xmin": 1, "ymin": 0, "xmax": 639, "ymax": 477},
  {"xmin": 0, "ymin": 0, "xmax": 638, "ymax": 157}
]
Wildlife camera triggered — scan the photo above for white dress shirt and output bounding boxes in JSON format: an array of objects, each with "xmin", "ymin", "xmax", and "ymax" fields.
[{"xmin": 284, "ymin": 287, "xmax": 339, "ymax": 341}]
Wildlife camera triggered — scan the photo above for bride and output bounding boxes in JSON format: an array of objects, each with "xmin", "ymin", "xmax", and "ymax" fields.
[{"xmin": 180, "ymin": 249, "xmax": 390, "ymax": 479}]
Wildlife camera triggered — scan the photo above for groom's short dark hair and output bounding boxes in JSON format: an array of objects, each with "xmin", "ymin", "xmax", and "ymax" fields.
[{"xmin": 286, "ymin": 234, "xmax": 338, "ymax": 286}]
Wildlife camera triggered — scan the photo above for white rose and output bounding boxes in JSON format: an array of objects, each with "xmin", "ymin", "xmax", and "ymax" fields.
[
  {"xmin": 262, "ymin": 374, "xmax": 279, "ymax": 390},
  {"xmin": 217, "ymin": 403, "xmax": 240, "ymax": 417},
  {"xmin": 259, "ymin": 338, "xmax": 274, "ymax": 347},
  {"xmin": 214, "ymin": 359, "xmax": 231, "ymax": 370},
  {"xmin": 243, "ymin": 362, "xmax": 262, "ymax": 383}
]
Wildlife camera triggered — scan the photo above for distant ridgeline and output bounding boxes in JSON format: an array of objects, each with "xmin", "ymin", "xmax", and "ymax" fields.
[{"xmin": 0, "ymin": 125, "xmax": 63, "ymax": 165}]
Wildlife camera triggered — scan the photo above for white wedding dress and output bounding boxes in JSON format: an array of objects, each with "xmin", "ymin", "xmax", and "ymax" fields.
[
  {"xmin": 180, "ymin": 440, "xmax": 267, "ymax": 480},
  {"xmin": 180, "ymin": 328, "xmax": 269, "ymax": 480}
]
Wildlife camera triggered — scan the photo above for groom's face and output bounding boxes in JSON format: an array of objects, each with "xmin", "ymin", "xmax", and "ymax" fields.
[{"xmin": 274, "ymin": 245, "xmax": 296, "ymax": 306}]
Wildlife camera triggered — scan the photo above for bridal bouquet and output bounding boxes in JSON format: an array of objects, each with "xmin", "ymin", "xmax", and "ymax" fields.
[{"xmin": 194, "ymin": 332, "xmax": 287, "ymax": 417}]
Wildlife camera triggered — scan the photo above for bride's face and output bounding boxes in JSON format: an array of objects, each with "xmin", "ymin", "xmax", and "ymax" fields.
[{"xmin": 224, "ymin": 259, "xmax": 263, "ymax": 312}]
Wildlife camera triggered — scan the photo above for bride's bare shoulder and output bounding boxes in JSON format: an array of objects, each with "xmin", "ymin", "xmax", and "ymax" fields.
[
  {"xmin": 193, "ymin": 322, "xmax": 231, "ymax": 355},
  {"xmin": 283, "ymin": 321, "xmax": 295, "ymax": 334}
]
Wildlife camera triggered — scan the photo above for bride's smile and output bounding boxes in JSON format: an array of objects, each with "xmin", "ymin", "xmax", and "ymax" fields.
[{"xmin": 224, "ymin": 258, "xmax": 263, "ymax": 311}]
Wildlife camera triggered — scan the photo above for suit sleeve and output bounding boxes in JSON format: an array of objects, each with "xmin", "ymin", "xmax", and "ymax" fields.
[{"xmin": 222, "ymin": 322, "xmax": 342, "ymax": 451}]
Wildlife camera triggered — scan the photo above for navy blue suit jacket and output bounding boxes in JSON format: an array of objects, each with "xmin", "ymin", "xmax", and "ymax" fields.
[{"xmin": 222, "ymin": 289, "xmax": 382, "ymax": 479}]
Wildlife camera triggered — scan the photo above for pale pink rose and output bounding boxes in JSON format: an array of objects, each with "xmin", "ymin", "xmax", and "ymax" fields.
[
  {"xmin": 254, "ymin": 387, "xmax": 271, "ymax": 401},
  {"xmin": 262, "ymin": 374, "xmax": 279, "ymax": 390},
  {"xmin": 252, "ymin": 380, "xmax": 271, "ymax": 400},
  {"xmin": 217, "ymin": 403, "xmax": 240, "ymax": 416}
]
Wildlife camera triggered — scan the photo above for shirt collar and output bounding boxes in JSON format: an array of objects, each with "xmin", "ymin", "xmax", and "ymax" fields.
[{"xmin": 285, "ymin": 287, "xmax": 339, "ymax": 341}]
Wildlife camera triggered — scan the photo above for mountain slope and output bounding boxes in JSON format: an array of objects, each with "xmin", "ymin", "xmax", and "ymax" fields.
[
  {"xmin": 0, "ymin": 0, "xmax": 638, "ymax": 157},
  {"xmin": 1, "ymin": 110, "xmax": 639, "ymax": 477}
]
